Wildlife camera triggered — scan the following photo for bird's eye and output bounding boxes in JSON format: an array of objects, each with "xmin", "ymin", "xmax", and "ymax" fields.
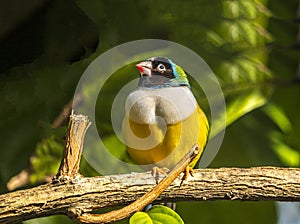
[{"xmin": 157, "ymin": 64, "xmax": 166, "ymax": 72}]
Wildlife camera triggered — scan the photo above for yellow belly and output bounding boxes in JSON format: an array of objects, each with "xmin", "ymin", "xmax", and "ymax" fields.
[{"xmin": 123, "ymin": 105, "xmax": 208, "ymax": 169}]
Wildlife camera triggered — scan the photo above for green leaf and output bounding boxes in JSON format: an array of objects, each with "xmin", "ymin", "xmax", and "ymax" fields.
[
  {"xmin": 262, "ymin": 103, "xmax": 292, "ymax": 134},
  {"xmin": 222, "ymin": 1, "xmax": 240, "ymax": 19},
  {"xmin": 226, "ymin": 89, "xmax": 267, "ymax": 126},
  {"xmin": 130, "ymin": 212, "xmax": 153, "ymax": 224},
  {"xmin": 30, "ymin": 130, "xmax": 65, "ymax": 184},
  {"xmin": 239, "ymin": 20, "xmax": 257, "ymax": 46},
  {"xmin": 206, "ymin": 31, "xmax": 225, "ymax": 47},
  {"xmin": 148, "ymin": 205, "xmax": 184, "ymax": 224},
  {"xmin": 240, "ymin": 1, "xmax": 258, "ymax": 19},
  {"xmin": 270, "ymin": 132, "xmax": 299, "ymax": 167},
  {"xmin": 130, "ymin": 206, "xmax": 184, "ymax": 224}
]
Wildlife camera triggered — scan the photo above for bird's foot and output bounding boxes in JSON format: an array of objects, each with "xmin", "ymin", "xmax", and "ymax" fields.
[
  {"xmin": 180, "ymin": 166, "xmax": 194, "ymax": 186},
  {"xmin": 152, "ymin": 166, "xmax": 170, "ymax": 183}
]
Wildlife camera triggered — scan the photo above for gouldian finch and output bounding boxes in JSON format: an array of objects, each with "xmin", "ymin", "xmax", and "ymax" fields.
[{"xmin": 123, "ymin": 57, "xmax": 209, "ymax": 177}]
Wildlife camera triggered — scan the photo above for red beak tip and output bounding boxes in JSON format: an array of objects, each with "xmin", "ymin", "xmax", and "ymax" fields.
[{"xmin": 136, "ymin": 64, "xmax": 144, "ymax": 73}]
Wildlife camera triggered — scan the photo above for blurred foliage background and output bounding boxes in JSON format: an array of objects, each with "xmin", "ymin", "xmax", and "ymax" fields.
[{"xmin": 0, "ymin": 0, "xmax": 299, "ymax": 223}]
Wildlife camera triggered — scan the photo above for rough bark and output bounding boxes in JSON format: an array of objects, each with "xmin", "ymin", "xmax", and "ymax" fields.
[
  {"xmin": 0, "ymin": 167, "xmax": 299, "ymax": 223},
  {"xmin": 56, "ymin": 113, "xmax": 91, "ymax": 179}
]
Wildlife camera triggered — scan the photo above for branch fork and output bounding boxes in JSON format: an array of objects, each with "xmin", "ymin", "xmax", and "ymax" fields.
[{"xmin": 54, "ymin": 113, "xmax": 197, "ymax": 223}]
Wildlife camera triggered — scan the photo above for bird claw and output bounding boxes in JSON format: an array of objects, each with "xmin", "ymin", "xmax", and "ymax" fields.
[
  {"xmin": 152, "ymin": 166, "xmax": 170, "ymax": 183},
  {"xmin": 180, "ymin": 166, "xmax": 194, "ymax": 186}
]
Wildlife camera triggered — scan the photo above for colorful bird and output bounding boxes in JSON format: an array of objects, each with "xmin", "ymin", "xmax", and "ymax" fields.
[{"xmin": 123, "ymin": 57, "xmax": 209, "ymax": 178}]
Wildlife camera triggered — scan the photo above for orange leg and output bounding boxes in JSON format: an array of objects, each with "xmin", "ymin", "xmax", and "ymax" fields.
[{"xmin": 180, "ymin": 166, "xmax": 194, "ymax": 186}]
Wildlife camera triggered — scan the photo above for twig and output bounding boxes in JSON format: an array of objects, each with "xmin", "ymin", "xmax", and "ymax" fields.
[
  {"xmin": 55, "ymin": 113, "xmax": 91, "ymax": 179},
  {"xmin": 6, "ymin": 169, "xmax": 30, "ymax": 191}
]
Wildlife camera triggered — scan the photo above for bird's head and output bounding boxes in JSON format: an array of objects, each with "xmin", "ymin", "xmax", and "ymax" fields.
[{"xmin": 136, "ymin": 57, "xmax": 190, "ymax": 88}]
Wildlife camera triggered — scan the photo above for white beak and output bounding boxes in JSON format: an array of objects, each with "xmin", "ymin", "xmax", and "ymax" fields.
[{"xmin": 136, "ymin": 61, "xmax": 152, "ymax": 77}]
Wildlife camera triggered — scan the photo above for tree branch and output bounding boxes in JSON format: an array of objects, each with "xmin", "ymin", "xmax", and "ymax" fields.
[
  {"xmin": 1, "ymin": 113, "xmax": 299, "ymax": 223},
  {"xmin": 56, "ymin": 112, "xmax": 91, "ymax": 179},
  {"xmin": 0, "ymin": 167, "xmax": 299, "ymax": 223}
]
